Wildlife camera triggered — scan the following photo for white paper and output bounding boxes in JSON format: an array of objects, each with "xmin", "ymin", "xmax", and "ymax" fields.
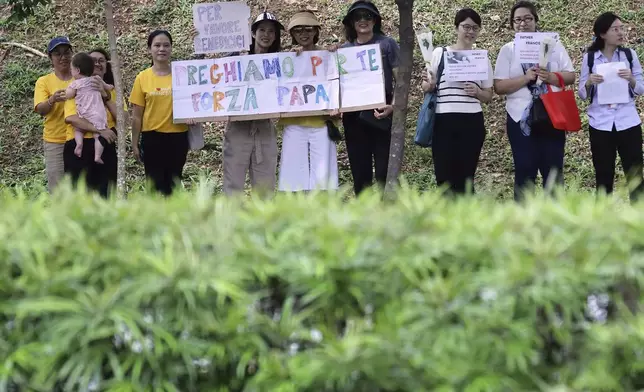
[
  {"xmin": 536, "ymin": 36, "xmax": 556, "ymax": 86},
  {"xmin": 596, "ymin": 62, "xmax": 630, "ymax": 105},
  {"xmin": 514, "ymin": 32, "xmax": 560, "ymax": 63},
  {"xmin": 444, "ymin": 50, "xmax": 489, "ymax": 82},
  {"xmin": 338, "ymin": 44, "xmax": 386, "ymax": 111},
  {"xmin": 416, "ymin": 30, "xmax": 433, "ymax": 77},
  {"xmin": 192, "ymin": 2, "xmax": 251, "ymax": 54},
  {"xmin": 340, "ymin": 72, "xmax": 385, "ymax": 111}
]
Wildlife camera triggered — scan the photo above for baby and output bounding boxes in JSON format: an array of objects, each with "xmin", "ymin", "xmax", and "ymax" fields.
[{"xmin": 65, "ymin": 52, "xmax": 113, "ymax": 164}]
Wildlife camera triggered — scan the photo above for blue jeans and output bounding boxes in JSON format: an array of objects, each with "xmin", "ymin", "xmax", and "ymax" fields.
[{"xmin": 506, "ymin": 113, "xmax": 565, "ymax": 200}]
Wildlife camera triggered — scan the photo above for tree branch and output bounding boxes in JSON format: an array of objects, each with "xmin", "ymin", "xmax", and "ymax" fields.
[
  {"xmin": 384, "ymin": 0, "xmax": 415, "ymax": 199},
  {"xmin": 0, "ymin": 42, "xmax": 47, "ymax": 58}
]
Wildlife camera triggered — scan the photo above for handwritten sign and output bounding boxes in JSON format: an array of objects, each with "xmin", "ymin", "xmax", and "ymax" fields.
[
  {"xmin": 514, "ymin": 32, "xmax": 560, "ymax": 63},
  {"xmin": 171, "ymin": 44, "xmax": 386, "ymax": 122},
  {"xmin": 444, "ymin": 50, "xmax": 489, "ymax": 82},
  {"xmin": 192, "ymin": 2, "xmax": 251, "ymax": 54}
]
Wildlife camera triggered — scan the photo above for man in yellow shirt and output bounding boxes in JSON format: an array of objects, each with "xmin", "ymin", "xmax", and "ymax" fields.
[{"xmin": 33, "ymin": 37, "xmax": 74, "ymax": 193}]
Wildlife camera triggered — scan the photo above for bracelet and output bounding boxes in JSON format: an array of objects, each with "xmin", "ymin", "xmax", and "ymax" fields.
[{"xmin": 47, "ymin": 97, "xmax": 54, "ymax": 105}]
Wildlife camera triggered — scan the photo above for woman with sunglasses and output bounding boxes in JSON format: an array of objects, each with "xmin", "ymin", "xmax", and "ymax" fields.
[
  {"xmin": 277, "ymin": 11, "xmax": 339, "ymax": 192},
  {"xmin": 494, "ymin": 1, "xmax": 575, "ymax": 201},
  {"xmin": 340, "ymin": 0, "xmax": 400, "ymax": 196},
  {"xmin": 422, "ymin": 8, "xmax": 493, "ymax": 195}
]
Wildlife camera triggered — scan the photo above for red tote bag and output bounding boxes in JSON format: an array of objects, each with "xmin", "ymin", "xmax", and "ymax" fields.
[{"xmin": 540, "ymin": 72, "xmax": 582, "ymax": 132}]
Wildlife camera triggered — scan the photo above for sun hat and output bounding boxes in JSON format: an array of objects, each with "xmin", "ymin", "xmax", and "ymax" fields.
[
  {"xmin": 341, "ymin": 1, "xmax": 382, "ymax": 26},
  {"xmin": 287, "ymin": 10, "xmax": 320, "ymax": 31}
]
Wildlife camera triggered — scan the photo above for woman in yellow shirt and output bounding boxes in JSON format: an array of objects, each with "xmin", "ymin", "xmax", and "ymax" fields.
[
  {"xmin": 64, "ymin": 48, "xmax": 122, "ymax": 198},
  {"xmin": 130, "ymin": 30, "xmax": 191, "ymax": 196},
  {"xmin": 33, "ymin": 37, "xmax": 75, "ymax": 193}
]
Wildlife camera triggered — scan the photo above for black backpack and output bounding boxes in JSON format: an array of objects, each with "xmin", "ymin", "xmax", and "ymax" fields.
[{"xmin": 587, "ymin": 47, "xmax": 634, "ymax": 104}]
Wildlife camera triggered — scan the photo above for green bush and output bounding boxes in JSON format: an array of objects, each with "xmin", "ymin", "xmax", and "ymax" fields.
[{"xmin": 1, "ymin": 183, "xmax": 643, "ymax": 391}]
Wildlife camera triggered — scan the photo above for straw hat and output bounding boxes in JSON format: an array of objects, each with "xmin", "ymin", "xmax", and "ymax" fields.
[{"xmin": 287, "ymin": 10, "xmax": 320, "ymax": 31}]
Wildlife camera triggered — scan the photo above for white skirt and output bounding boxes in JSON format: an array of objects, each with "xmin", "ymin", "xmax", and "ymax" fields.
[{"xmin": 278, "ymin": 124, "xmax": 339, "ymax": 191}]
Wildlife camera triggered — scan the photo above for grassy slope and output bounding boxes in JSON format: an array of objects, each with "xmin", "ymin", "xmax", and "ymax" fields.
[{"xmin": 1, "ymin": 0, "xmax": 643, "ymax": 198}]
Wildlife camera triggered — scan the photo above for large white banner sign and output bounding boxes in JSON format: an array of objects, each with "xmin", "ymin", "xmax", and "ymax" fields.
[{"xmin": 172, "ymin": 44, "xmax": 386, "ymax": 122}]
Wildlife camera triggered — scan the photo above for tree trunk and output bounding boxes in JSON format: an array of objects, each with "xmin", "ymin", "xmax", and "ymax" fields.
[
  {"xmin": 384, "ymin": 0, "xmax": 415, "ymax": 199},
  {"xmin": 104, "ymin": 0, "xmax": 127, "ymax": 198}
]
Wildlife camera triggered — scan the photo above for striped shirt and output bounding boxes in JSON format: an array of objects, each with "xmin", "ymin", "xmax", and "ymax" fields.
[{"xmin": 430, "ymin": 46, "xmax": 494, "ymax": 114}]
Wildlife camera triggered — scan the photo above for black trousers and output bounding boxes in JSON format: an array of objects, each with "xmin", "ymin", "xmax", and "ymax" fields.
[
  {"xmin": 432, "ymin": 112, "xmax": 486, "ymax": 194},
  {"xmin": 63, "ymin": 132, "xmax": 117, "ymax": 198},
  {"xmin": 342, "ymin": 113, "xmax": 391, "ymax": 196},
  {"xmin": 589, "ymin": 124, "xmax": 644, "ymax": 202},
  {"xmin": 141, "ymin": 131, "xmax": 189, "ymax": 196}
]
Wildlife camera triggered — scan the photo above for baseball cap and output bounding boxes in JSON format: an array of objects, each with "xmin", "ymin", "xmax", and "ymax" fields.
[
  {"xmin": 342, "ymin": 1, "xmax": 382, "ymax": 26},
  {"xmin": 287, "ymin": 11, "xmax": 320, "ymax": 31},
  {"xmin": 252, "ymin": 11, "xmax": 285, "ymax": 31},
  {"xmin": 47, "ymin": 36, "xmax": 73, "ymax": 53}
]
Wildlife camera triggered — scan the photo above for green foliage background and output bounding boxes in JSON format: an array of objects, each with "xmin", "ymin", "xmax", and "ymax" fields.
[
  {"xmin": 1, "ymin": 0, "xmax": 643, "ymax": 198},
  {"xmin": 1, "ymin": 182, "xmax": 643, "ymax": 391}
]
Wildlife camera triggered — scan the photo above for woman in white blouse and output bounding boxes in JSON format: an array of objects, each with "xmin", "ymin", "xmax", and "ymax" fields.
[
  {"xmin": 493, "ymin": 0, "xmax": 575, "ymax": 201},
  {"xmin": 578, "ymin": 12, "xmax": 644, "ymax": 202},
  {"xmin": 421, "ymin": 8, "xmax": 493, "ymax": 195}
]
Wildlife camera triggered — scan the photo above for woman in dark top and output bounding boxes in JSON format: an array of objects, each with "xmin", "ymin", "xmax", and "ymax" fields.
[{"xmin": 340, "ymin": 0, "xmax": 400, "ymax": 196}]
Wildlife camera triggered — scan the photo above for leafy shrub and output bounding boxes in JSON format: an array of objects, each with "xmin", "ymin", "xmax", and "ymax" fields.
[
  {"xmin": 1, "ymin": 183, "xmax": 643, "ymax": 391},
  {"xmin": 0, "ymin": 62, "xmax": 48, "ymax": 106}
]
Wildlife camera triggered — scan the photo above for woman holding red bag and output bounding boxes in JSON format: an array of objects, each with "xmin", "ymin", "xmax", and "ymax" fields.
[
  {"xmin": 494, "ymin": 1, "xmax": 576, "ymax": 201},
  {"xmin": 578, "ymin": 12, "xmax": 644, "ymax": 202}
]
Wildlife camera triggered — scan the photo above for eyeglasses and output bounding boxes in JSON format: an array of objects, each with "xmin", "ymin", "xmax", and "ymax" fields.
[
  {"xmin": 460, "ymin": 24, "xmax": 481, "ymax": 33},
  {"xmin": 513, "ymin": 16, "xmax": 535, "ymax": 25},
  {"xmin": 292, "ymin": 26, "xmax": 317, "ymax": 34},
  {"xmin": 51, "ymin": 49, "xmax": 73, "ymax": 57},
  {"xmin": 353, "ymin": 11, "xmax": 375, "ymax": 22},
  {"xmin": 93, "ymin": 58, "xmax": 107, "ymax": 65}
]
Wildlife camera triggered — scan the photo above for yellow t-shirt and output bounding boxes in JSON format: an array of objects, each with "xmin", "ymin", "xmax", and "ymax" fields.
[
  {"xmin": 129, "ymin": 68, "xmax": 187, "ymax": 133},
  {"xmin": 33, "ymin": 73, "xmax": 73, "ymax": 143},
  {"xmin": 64, "ymin": 90, "xmax": 128, "ymax": 141},
  {"xmin": 279, "ymin": 115, "xmax": 340, "ymax": 129},
  {"xmin": 279, "ymin": 116, "xmax": 328, "ymax": 128}
]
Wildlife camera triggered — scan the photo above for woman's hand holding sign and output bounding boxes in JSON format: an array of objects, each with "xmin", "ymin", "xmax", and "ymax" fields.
[
  {"xmin": 374, "ymin": 105, "xmax": 393, "ymax": 119},
  {"xmin": 464, "ymin": 82, "xmax": 481, "ymax": 97}
]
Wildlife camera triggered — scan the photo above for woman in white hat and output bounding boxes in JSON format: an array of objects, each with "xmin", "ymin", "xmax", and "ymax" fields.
[
  {"xmin": 222, "ymin": 11, "xmax": 284, "ymax": 197},
  {"xmin": 277, "ymin": 10, "xmax": 340, "ymax": 192}
]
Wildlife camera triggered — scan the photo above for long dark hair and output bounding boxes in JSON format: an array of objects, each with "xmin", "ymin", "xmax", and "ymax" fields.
[
  {"xmin": 250, "ymin": 21, "xmax": 282, "ymax": 54},
  {"xmin": 89, "ymin": 48, "xmax": 114, "ymax": 85},
  {"xmin": 588, "ymin": 12, "xmax": 621, "ymax": 52},
  {"xmin": 147, "ymin": 30, "xmax": 173, "ymax": 65},
  {"xmin": 343, "ymin": 13, "xmax": 383, "ymax": 42}
]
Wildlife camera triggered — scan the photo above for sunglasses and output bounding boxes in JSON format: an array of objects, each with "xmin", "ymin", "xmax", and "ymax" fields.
[
  {"xmin": 352, "ymin": 11, "xmax": 375, "ymax": 22},
  {"xmin": 292, "ymin": 26, "xmax": 317, "ymax": 34}
]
